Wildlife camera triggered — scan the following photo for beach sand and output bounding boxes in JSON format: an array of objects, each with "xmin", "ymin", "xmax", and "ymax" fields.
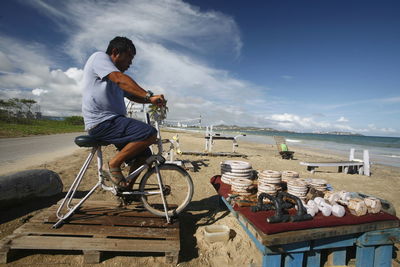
[{"xmin": 1, "ymin": 129, "xmax": 399, "ymax": 266}]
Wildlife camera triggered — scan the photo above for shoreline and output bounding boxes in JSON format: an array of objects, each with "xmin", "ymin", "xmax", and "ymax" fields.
[{"xmin": 165, "ymin": 127, "xmax": 400, "ymax": 168}]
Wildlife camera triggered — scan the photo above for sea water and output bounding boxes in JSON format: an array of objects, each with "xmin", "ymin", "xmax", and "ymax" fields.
[
  {"xmin": 239, "ymin": 130, "xmax": 400, "ymax": 168},
  {"xmin": 173, "ymin": 127, "xmax": 400, "ymax": 168}
]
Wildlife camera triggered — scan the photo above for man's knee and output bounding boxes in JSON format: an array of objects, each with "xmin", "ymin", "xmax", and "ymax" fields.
[{"xmin": 147, "ymin": 134, "xmax": 157, "ymax": 144}]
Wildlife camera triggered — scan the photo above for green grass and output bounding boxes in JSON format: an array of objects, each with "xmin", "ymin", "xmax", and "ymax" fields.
[{"xmin": 0, "ymin": 120, "xmax": 84, "ymax": 138}]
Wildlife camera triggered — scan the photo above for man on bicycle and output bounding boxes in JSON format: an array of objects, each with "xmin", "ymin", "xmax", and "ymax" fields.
[{"xmin": 81, "ymin": 36, "xmax": 165, "ymax": 190}]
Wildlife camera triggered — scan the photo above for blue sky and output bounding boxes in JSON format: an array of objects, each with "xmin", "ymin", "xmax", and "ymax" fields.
[{"xmin": 0, "ymin": 0, "xmax": 399, "ymax": 137}]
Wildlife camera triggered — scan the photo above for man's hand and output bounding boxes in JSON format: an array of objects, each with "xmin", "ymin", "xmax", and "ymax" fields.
[{"xmin": 150, "ymin": 94, "xmax": 166, "ymax": 107}]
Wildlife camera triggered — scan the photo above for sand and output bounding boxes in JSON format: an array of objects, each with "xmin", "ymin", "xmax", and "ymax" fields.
[{"xmin": 1, "ymin": 129, "xmax": 399, "ymax": 266}]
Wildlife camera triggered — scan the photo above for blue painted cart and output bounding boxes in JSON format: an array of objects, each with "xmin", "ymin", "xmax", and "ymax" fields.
[{"xmin": 221, "ymin": 197, "xmax": 400, "ymax": 267}]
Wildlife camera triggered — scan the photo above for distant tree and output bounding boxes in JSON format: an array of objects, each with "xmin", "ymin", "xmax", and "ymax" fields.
[
  {"xmin": 0, "ymin": 98, "xmax": 38, "ymax": 122},
  {"xmin": 65, "ymin": 116, "xmax": 84, "ymax": 125},
  {"xmin": 20, "ymin": 99, "xmax": 36, "ymax": 118}
]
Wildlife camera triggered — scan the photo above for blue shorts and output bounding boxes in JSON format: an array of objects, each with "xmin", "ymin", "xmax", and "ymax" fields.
[{"xmin": 88, "ymin": 115, "xmax": 157, "ymax": 160}]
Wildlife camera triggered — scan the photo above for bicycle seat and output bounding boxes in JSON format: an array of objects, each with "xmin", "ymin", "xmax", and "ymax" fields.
[{"xmin": 74, "ymin": 135, "xmax": 110, "ymax": 147}]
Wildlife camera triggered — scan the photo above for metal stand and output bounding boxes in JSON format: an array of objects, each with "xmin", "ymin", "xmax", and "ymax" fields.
[{"xmin": 53, "ymin": 146, "xmax": 114, "ymax": 228}]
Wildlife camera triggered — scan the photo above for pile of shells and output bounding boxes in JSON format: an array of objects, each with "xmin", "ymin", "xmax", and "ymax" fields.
[
  {"xmin": 308, "ymin": 178, "xmax": 327, "ymax": 192},
  {"xmin": 220, "ymin": 160, "xmax": 253, "ymax": 185},
  {"xmin": 281, "ymin": 170, "xmax": 299, "ymax": 182},
  {"xmin": 287, "ymin": 179, "xmax": 308, "ymax": 200}
]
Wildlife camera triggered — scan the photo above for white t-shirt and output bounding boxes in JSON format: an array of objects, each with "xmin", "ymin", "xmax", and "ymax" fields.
[{"xmin": 81, "ymin": 52, "xmax": 132, "ymax": 131}]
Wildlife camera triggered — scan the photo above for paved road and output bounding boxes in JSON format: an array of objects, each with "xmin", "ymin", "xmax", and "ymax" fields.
[{"xmin": 0, "ymin": 132, "xmax": 85, "ymax": 175}]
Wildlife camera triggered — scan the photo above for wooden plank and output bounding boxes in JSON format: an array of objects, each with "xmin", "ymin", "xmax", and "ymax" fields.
[
  {"xmin": 357, "ymin": 228, "xmax": 400, "ymax": 246},
  {"xmin": 30, "ymin": 208, "xmax": 163, "ymax": 224},
  {"xmin": 234, "ymin": 209, "xmax": 399, "ymax": 246},
  {"xmin": 263, "ymin": 220, "xmax": 399, "ymax": 246},
  {"xmin": 300, "ymin": 161, "xmax": 364, "ymax": 167},
  {"xmin": 43, "ymin": 213, "xmax": 175, "ymax": 228},
  {"xmin": 327, "ymin": 247, "xmax": 347, "ymax": 266},
  {"xmin": 263, "ymin": 254, "xmax": 281, "ymax": 267},
  {"xmin": 0, "ymin": 247, "xmax": 10, "ymax": 264},
  {"xmin": 13, "ymin": 222, "xmax": 179, "ymax": 239},
  {"xmin": 284, "ymin": 252, "xmax": 304, "ymax": 267},
  {"xmin": 2, "ymin": 199, "xmax": 181, "ymax": 264},
  {"xmin": 306, "ymin": 250, "xmax": 321, "ymax": 267},
  {"xmin": 9, "ymin": 236, "xmax": 179, "ymax": 252},
  {"xmin": 373, "ymin": 245, "xmax": 392, "ymax": 267},
  {"xmin": 182, "ymin": 161, "xmax": 194, "ymax": 171},
  {"xmin": 356, "ymin": 245, "xmax": 375, "ymax": 267}
]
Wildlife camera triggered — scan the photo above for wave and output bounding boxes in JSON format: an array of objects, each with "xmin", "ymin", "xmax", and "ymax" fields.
[
  {"xmin": 286, "ymin": 139, "xmax": 302, "ymax": 143},
  {"xmin": 381, "ymin": 154, "xmax": 400, "ymax": 159}
]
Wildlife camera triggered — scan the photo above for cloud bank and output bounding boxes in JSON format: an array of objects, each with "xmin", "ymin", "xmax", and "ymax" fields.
[{"xmin": 0, "ymin": 0, "xmax": 398, "ymax": 136}]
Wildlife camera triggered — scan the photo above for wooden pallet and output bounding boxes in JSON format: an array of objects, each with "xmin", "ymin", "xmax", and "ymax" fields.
[{"xmin": 0, "ymin": 200, "xmax": 180, "ymax": 264}]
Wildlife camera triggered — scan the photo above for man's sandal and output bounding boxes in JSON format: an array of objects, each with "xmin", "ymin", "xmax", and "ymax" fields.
[{"xmin": 102, "ymin": 163, "xmax": 128, "ymax": 190}]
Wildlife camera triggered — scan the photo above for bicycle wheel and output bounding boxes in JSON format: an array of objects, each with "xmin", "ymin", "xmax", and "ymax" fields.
[{"xmin": 139, "ymin": 163, "xmax": 194, "ymax": 217}]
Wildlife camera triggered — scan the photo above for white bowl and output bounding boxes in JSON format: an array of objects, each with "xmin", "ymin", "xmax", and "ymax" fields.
[{"xmin": 204, "ymin": 225, "xmax": 230, "ymax": 243}]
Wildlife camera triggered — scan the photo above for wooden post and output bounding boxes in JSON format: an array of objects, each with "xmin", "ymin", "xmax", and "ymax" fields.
[
  {"xmin": 0, "ymin": 247, "xmax": 10, "ymax": 264},
  {"xmin": 165, "ymin": 251, "xmax": 179, "ymax": 265},
  {"xmin": 349, "ymin": 148, "xmax": 355, "ymax": 161},
  {"xmin": 327, "ymin": 248, "xmax": 347, "ymax": 266},
  {"xmin": 363, "ymin": 150, "xmax": 370, "ymax": 176},
  {"xmin": 83, "ymin": 250, "xmax": 101, "ymax": 264},
  {"xmin": 205, "ymin": 126, "xmax": 209, "ymax": 151},
  {"xmin": 209, "ymin": 125, "xmax": 213, "ymax": 152}
]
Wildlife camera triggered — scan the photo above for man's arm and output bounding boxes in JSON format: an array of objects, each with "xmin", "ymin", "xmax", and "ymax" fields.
[
  {"xmin": 107, "ymin": 71, "xmax": 165, "ymax": 105},
  {"xmin": 108, "ymin": 71, "xmax": 147, "ymax": 99}
]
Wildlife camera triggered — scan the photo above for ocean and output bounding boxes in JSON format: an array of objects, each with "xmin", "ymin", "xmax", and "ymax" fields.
[{"xmin": 171, "ymin": 127, "xmax": 400, "ymax": 168}]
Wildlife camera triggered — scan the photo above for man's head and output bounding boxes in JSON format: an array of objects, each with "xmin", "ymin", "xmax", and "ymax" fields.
[{"xmin": 106, "ymin": 36, "xmax": 136, "ymax": 73}]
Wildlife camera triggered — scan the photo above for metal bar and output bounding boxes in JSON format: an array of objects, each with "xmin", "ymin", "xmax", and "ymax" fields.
[
  {"xmin": 56, "ymin": 147, "xmax": 97, "ymax": 219},
  {"xmin": 53, "ymin": 182, "xmax": 101, "ymax": 228},
  {"xmin": 154, "ymin": 164, "xmax": 170, "ymax": 223},
  {"xmin": 66, "ymin": 147, "xmax": 97, "ymax": 209}
]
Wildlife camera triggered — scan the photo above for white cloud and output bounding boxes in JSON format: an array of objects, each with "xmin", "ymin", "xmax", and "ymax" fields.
[
  {"xmin": 266, "ymin": 113, "xmax": 330, "ymax": 130},
  {"xmin": 337, "ymin": 116, "xmax": 349, "ymax": 122},
  {"xmin": 281, "ymin": 75, "xmax": 293, "ymax": 80},
  {"xmin": 32, "ymin": 88, "xmax": 48, "ymax": 96},
  {"xmin": 0, "ymin": 0, "xmax": 256, "ymax": 122},
  {"xmin": 367, "ymin": 124, "xmax": 396, "ymax": 133},
  {"xmin": 0, "ymin": 36, "xmax": 82, "ymax": 116}
]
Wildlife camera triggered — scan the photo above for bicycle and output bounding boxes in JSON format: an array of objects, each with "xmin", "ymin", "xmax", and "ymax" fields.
[{"xmin": 53, "ymin": 112, "xmax": 194, "ymax": 228}]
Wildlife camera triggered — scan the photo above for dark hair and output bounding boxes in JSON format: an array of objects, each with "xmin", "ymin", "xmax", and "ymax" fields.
[{"xmin": 106, "ymin": 36, "xmax": 136, "ymax": 56}]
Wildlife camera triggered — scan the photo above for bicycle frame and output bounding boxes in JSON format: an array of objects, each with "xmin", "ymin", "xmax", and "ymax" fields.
[{"xmin": 53, "ymin": 144, "xmax": 171, "ymax": 228}]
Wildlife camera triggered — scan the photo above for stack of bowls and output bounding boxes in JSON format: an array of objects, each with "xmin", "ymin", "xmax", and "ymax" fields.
[
  {"xmin": 287, "ymin": 179, "xmax": 308, "ymax": 200},
  {"xmin": 258, "ymin": 170, "xmax": 282, "ymax": 192},
  {"xmin": 309, "ymin": 178, "xmax": 327, "ymax": 192},
  {"xmin": 281, "ymin": 170, "xmax": 300, "ymax": 182},
  {"xmin": 230, "ymin": 178, "xmax": 254, "ymax": 196},
  {"xmin": 220, "ymin": 160, "xmax": 253, "ymax": 185}
]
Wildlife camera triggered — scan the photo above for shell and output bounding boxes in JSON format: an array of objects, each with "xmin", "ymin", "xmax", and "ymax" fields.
[
  {"xmin": 331, "ymin": 204, "xmax": 345, "ymax": 217},
  {"xmin": 348, "ymin": 198, "xmax": 367, "ymax": 216}
]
